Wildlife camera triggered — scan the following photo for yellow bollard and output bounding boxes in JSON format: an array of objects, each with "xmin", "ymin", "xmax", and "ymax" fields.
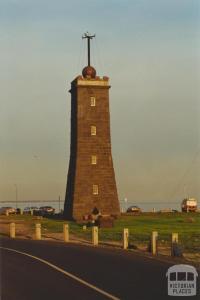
[
  {"xmin": 171, "ymin": 232, "xmax": 178, "ymax": 244},
  {"xmin": 83, "ymin": 225, "xmax": 87, "ymax": 230},
  {"xmin": 171, "ymin": 233, "xmax": 178, "ymax": 256},
  {"xmin": 35, "ymin": 223, "xmax": 41, "ymax": 240},
  {"xmin": 63, "ymin": 223, "xmax": 69, "ymax": 242},
  {"xmin": 92, "ymin": 226, "xmax": 98, "ymax": 246},
  {"xmin": 10, "ymin": 223, "xmax": 15, "ymax": 238},
  {"xmin": 151, "ymin": 231, "xmax": 158, "ymax": 255},
  {"xmin": 123, "ymin": 228, "xmax": 129, "ymax": 250}
]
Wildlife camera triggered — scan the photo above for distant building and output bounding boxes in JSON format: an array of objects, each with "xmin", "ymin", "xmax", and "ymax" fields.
[{"xmin": 181, "ymin": 198, "xmax": 197, "ymax": 212}]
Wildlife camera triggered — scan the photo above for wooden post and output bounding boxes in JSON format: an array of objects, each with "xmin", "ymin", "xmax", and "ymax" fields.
[
  {"xmin": 171, "ymin": 233, "xmax": 178, "ymax": 256},
  {"xmin": 63, "ymin": 223, "xmax": 69, "ymax": 242},
  {"xmin": 6, "ymin": 210, "xmax": 9, "ymax": 216},
  {"xmin": 92, "ymin": 226, "xmax": 98, "ymax": 246},
  {"xmin": 123, "ymin": 228, "xmax": 129, "ymax": 249},
  {"xmin": 151, "ymin": 231, "xmax": 158, "ymax": 255},
  {"xmin": 20, "ymin": 208, "xmax": 23, "ymax": 215},
  {"xmin": 35, "ymin": 223, "xmax": 41, "ymax": 240},
  {"xmin": 10, "ymin": 223, "xmax": 15, "ymax": 238}
]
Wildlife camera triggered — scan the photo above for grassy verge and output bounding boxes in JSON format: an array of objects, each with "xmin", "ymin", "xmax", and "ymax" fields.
[{"xmin": 1, "ymin": 213, "xmax": 200, "ymax": 252}]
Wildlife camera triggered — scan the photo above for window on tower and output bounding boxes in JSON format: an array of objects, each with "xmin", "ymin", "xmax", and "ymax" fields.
[
  {"xmin": 93, "ymin": 184, "xmax": 99, "ymax": 195},
  {"xmin": 91, "ymin": 155, "xmax": 97, "ymax": 165},
  {"xmin": 90, "ymin": 96, "xmax": 96, "ymax": 106},
  {"xmin": 91, "ymin": 125, "xmax": 96, "ymax": 136}
]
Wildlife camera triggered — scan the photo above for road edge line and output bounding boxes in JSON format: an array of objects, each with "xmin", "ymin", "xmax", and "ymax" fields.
[{"xmin": 0, "ymin": 246, "xmax": 120, "ymax": 300}]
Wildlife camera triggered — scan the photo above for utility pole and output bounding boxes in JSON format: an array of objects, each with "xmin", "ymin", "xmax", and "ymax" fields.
[
  {"xmin": 124, "ymin": 198, "xmax": 128, "ymax": 212},
  {"xmin": 59, "ymin": 195, "xmax": 61, "ymax": 213},
  {"xmin": 14, "ymin": 184, "xmax": 18, "ymax": 209}
]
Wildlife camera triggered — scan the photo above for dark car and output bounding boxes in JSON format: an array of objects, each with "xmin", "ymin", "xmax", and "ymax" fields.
[
  {"xmin": 23, "ymin": 206, "xmax": 40, "ymax": 214},
  {"xmin": 126, "ymin": 205, "xmax": 141, "ymax": 213},
  {"xmin": 39, "ymin": 206, "xmax": 55, "ymax": 215},
  {"xmin": 16, "ymin": 208, "xmax": 22, "ymax": 214}
]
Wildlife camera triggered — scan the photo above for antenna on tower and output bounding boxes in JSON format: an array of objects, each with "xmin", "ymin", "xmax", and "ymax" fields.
[{"xmin": 82, "ymin": 32, "xmax": 95, "ymax": 67}]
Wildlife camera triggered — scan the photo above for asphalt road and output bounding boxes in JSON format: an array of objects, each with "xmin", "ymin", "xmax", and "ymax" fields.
[{"xmin": 0, "ymin": 237, "xmax": 199, "ymax": 300}]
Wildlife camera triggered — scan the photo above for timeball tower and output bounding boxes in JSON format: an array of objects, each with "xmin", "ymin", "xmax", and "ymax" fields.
[{"xmin": 64, "ymin": 33, "xmax": 120, "ymax": 221}]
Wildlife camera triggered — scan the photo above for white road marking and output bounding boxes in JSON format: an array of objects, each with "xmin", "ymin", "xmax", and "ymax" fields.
[{"xmin": 0, "ymin": 246, "xmax": 120, "ymax": 300}]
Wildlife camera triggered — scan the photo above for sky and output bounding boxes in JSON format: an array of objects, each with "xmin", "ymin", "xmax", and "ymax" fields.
[{"xmin": 0, "ymin": 0, "xmax": 200, "ymax": 209}]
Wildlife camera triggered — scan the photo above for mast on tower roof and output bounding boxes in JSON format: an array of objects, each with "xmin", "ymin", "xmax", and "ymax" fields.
[
  {"xmin": 82, "ymin": 32, "xmax": 96, "ymax": 78},
  {"xmin": 82, "ymin": 32, "xmax": 95, "ymax": 67}
]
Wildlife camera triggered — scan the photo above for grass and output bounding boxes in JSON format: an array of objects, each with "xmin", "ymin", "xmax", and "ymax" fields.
[
  {"xmin": 98, "ymin": 213, "xmax": 200, "ymax": 252},
  {"xmin": 1, "ymin": 213, "xmax": 200, "ymax": 252}
]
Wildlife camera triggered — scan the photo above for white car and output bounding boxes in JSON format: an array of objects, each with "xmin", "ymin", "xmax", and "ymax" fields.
[
  {"xmin": 39, "ymin": 206, "xmax": 55, "ymax": 215},
  {"xmin": 126, "ymin": 206, "xmax": 141, "ymax": 213},
  {"xmin": 0, "ymin": 207, "xmax": 16, "ymax": 215}
]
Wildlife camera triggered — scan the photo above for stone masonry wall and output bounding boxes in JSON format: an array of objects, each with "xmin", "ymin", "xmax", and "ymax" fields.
[{"xmin": 64, "ymin": 77, "xmax": 120, "ymax": 220}]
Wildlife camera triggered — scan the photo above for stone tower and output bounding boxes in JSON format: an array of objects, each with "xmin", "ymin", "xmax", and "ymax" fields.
[{"xmin": 64, "ymin": 33, "xmax": 120, "ymax": 221}]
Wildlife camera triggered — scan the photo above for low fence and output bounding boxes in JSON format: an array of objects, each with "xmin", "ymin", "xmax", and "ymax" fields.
[{"xmin": 7, "ymin": 222, "xmax": 184, "ymax": 258}]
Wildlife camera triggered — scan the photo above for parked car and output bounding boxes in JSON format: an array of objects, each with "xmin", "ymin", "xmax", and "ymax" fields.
[
  {"xmin": 3, "ymin": 207, "xmax": 15, "ymax": 214},
  {"xmin": 126, "ymin": 205, "xmax": 141, "ymax": 213},
  {"xmin": 16, "ymin": 208, "xmax": 22, "ymax": 214},
  {"xmin": 23, "ymin": 206, "xmax": 39, "ymax": 214},
  {"xmin": 0, "ymin": 207, "xmax": 6, "ymax": 215},
  {"xmin": 0, "ymin": 207, "xmax": 16, "ymax": 215},
  {"xmin": 0, "ymin": 207, "xmax": 8, "ymax": 215},
  {"xmin": 39, "ymin": 206, "xmax": 55, "ymax": 215}
]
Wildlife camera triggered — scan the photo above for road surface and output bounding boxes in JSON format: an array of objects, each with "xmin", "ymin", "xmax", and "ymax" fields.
[{"xmin": 0, "ymin": 237, "xmax": 199, "ymax": 300}]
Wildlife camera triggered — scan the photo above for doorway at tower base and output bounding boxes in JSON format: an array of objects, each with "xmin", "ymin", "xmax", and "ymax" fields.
[{"xmin": 82, "ymin": 211, "xmax": 117, "ymax": 228}]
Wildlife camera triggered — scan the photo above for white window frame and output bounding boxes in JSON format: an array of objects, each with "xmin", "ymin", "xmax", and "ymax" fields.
[
  {"xmin": 91, "ymin": 155, "xmax": 97, "ymax": 165},
  {"xmin": 90, "ymin": 96, "xmax": 96, "ymax": 107},
  {"xmin": 91, "ymin": 125, "xmax": 96, "ymax": 136},
  {"xmin": 93, "ymin": 184, "xmax": 99, "ymax": 195}
]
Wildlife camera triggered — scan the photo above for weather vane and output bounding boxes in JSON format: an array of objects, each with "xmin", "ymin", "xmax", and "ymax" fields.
[{"xmin": 82, "ymin": 32, "xmax": 95, "ymax": 67}]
